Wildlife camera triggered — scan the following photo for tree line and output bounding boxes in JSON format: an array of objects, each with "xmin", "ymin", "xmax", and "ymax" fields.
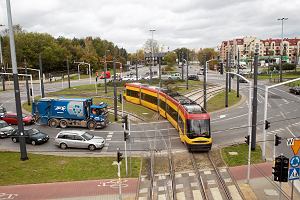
[{"xmin": 1, "ymin": 25, "xmax": 128, "ymax": 74}]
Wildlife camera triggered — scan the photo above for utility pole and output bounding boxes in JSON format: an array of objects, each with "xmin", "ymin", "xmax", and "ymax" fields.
[
  {"xmin": 24, "ymin": 59, "xmax": 30, "ymax": 105},
  {"xmin": 186, "ymin": 52, "xmax": 189, "ymax": 90},
  {"xmin": 203, "ymin": 56, "xmax": 207, "ymax": 110},
  {"xmin": 158, "ymin": 57, "xmax": 162, "ymax": 88},
  {"xmin": 104, "ymin": 50, "xmax": 109, "ymax": 94},
  {"xmin": 251, "ymin": 44, "xmax": 259, "ymax": 150},
  {"xmin": 237, "ymin": 48, "xmax": 240, "ymax": 97},
  {"xmin": 6, "ymin": 0, "xmax": 28, "ymax": 161},
  {"xmin": 181, "ymin": 52, "xmax": 184, "ymax": 80},
  {"xmin": 113, "ymin": 56, "xmax": 118, "ymax": 121},
  {"xmin": 225, "ymin": 41, "xmax": 229, "ymax": 107},
  {"xmin": 67, "ymin": 59, "xmax": 70, "ymax": 88},
  {"xmin": 149, "ymin": 29, "xmax": 156, "ymax": 81},
  {"xmin": 39, "ymin": 53, "xmax": 45, "ymax": 98},
  {"xmin": 0, "ymin": 26, "xmax": 5, "ymax": 91},
  {"xmin": 229, "ymin": 46, "xmax": 232, "ymax": 92},
  {"xmin": 278, "ymin": 17, "xmax": 288, "ymax": 82},
  {"xmin": 135, "ymin": 59, "xmax": 138, "ymax": 81}
]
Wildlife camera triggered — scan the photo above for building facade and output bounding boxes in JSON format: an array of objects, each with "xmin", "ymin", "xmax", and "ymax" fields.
[{"xmin": 220, "ymin": 37, "xmax": 300, "ymax": 66}]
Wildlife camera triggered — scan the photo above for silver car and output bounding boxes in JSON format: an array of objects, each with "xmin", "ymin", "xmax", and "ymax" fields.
[
  {"xmin": 0, "ymin": 120, "xmax": 16, "ymax": 138},
  {"xmin": 54, "ymin": 130, "xmax": 105, "ymax": 151}
]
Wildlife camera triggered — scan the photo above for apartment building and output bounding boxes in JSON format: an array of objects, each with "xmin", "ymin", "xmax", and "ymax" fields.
[{"xmin": 220, "ymin": 37, "xmax": 300, "ymax": 66}]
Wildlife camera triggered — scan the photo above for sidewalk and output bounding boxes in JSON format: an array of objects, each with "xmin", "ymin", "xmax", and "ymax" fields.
[
  {"xmin": 230, "ymin": 162, "xmax": 300, "ymax": 200},
  {"xmin": 0, "ymin": 178, "xmax": 138, "ymax": 200}
]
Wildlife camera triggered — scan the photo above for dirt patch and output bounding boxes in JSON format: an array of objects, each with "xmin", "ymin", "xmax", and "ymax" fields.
[{"xmin": 210, "ymin": 148, "xmax": 226, "ymax": 168}]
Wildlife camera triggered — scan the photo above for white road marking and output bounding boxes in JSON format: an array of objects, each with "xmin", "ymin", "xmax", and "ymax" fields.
[
  {"xmin": 210, "ymin": 187, "xmax": 223, "ymax": 200},
  {"xmin": 280, "ymin": 111, "xmax": 286, "ymax": 119},
  {"xmin": 192, "ymin": 190, "xmax": 203, "ymax": 200},
  {"xmin": 176, "ymin": 192, "xmax": 186, "ymax": 200},
  {"xmin": 286, "ymin": 127, "xmax": 296, "ymax": 137},
  {"xmin": 219, "ymin": 115, "xmax": 226, "ymax": 119},
  {"xmin": 228, "ymin": 185, "xmax": 243, "ymax": 200},
  {"xmin": 211, "ymin": 113, "xmax": 248, "ymax": 123}
]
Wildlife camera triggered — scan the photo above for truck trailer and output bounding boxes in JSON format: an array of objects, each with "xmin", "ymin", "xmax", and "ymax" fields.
[{"xmin": 32, "ymin": 98, "xmax": 109, "ymax": 129}]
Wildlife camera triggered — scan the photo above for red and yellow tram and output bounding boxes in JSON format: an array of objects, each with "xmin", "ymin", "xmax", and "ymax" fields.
[{"xmin": 124, "ymin": 83, "xmax": 212, "ymax": 151}]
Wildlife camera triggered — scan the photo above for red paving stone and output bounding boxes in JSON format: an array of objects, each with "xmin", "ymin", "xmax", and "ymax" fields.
[
  {"xmin": 0, "ymin": 178, "xmax": 138, "ymax": 200},
  {"xmin": 229, "ymin": 162, "xmax": 273, "ymax": 181}
]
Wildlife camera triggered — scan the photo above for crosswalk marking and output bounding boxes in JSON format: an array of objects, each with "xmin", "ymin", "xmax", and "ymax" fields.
[
  {"xmin": 192, "ymin": 190, "xmax": 203, "ymax": 200},
  {"xmin": 267, "ymin": 128, "xmax": 284, "ymax": 135},
  {"xmin": 210, "ymin": 187, "xmax": 223, "ymax": 200},
  {"xmin": 228, "ymin": 185, "xmax": 243, "ymax": 200},
  {"xmin": 158, "ymin": 194, "xmax": 167, "ymax": 200},
  {"xmin": 176, "ymin": 192, "xmax": 186, "ymax": 200}
]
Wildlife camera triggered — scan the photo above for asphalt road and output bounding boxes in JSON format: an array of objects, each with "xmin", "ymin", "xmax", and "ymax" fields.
[{"xmin": 1, "ymin": 66, "xmax": 299, "ymax": 162}]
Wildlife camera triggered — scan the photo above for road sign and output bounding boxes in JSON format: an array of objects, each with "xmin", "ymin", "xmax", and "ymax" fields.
[
  {"xmin": 287, "ymin": 138, "xmax": 294, "ymax": 146},
  {"xmin": 289, "ymin": 168, "xmax": 300, "ymax": 181},
  {"xmin": 290, "ymin": 156, "xmax": 300, "ymax": 168},
  {"xmin": 291, "ymin": 139, "xmax": 300, "ymax": 155}
]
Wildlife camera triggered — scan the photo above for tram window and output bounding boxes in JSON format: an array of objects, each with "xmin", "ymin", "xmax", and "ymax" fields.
[
  {"xmin": 187, "ymin": 119, "xmax": 210, "ymax": 138},
  {"xmin": 141, "ymin": 92, "xmax": 157, "ymax": 105},
  {"xmin": 159, "ymin": 100, "xmax": 166, "ymax": 110},
  {"xmin": 178, "ymin": 115, "xmax": 185, "ymax": 132},
  {"xmin": 166, "ymin": 104, "xmax": 177, "ymax": 121},
  {"xmin": 127, "ymin": 89, "xmax": 139, "ymax": 98}
]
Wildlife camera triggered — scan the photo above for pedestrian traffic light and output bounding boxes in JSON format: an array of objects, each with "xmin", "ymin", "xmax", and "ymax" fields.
[
  {"xmin": 275, "ymin": 134, "xmax": 282, "ymax": 146},
  {"xmin": 273, "ymin": 155, "xmax": 289, "ymax": 182},
  {"xmin": 124, "ymin": 130, "xmax": 129, "ymax": 141},
  {"xmin": 265, "ymin": 120, "xmax": 270, "ymax": 130},
  {"xmin": 245, "ymin": 135, "xmax": 250, "ymax": 145},
  {"xmin": 121, "ymin": 115, "xmax": 128, "ymax": 130},
  {"xmin": 117, "ymin": 149, "xmax": 123, "ymax": 163},
  {"xmin": 220, "ymin": 63, "xmax": 224, "ymax": 75}
]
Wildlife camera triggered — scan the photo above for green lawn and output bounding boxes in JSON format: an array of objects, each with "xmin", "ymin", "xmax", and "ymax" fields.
[
  {"xmin": 258, "ymin": 71, "xmax": 300, "ymax": 80},
  {"xmin": 221, "ymin": 144, "xmax": 264, "ymax": 167},
  {"xmin": 0, "ymin": 152, "xmax": 140, "ymax": 186},
  {"xmin": 207, "ymin": 91, "xmax": 241, "ymax": 112}
]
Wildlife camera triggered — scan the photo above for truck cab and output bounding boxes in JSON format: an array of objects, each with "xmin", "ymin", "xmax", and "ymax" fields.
[{"xmin": 90, "ymin": 103, "xmax": 109, "ymax": 128}]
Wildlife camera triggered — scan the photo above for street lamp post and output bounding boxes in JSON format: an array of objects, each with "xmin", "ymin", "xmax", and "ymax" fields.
[
  {"xmin": 6, "ymin": 0, "xmax": 28, "ymax": 161},
  {"xmin": 104, "ymin": 50, "xmax": 110, "ymax": 94},
  {"xmin": 74, "ymin": 61, "xmax": 92, "ymax": 84},
  {"xmin": 0, "ymin": 24, "xmax": 5, "ymax": 91},
  {"xmin": 149, "ymin": 29, "xmax": 156, "ymax": 81},
  {"xmin": 277, "ymin": 17, "xmax": 288, "ymax": 82}
]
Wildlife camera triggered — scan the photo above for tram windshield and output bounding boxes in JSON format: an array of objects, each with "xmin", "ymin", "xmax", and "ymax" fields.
[{"xmin": 187, "ymin": 119, "xmax": 210, "ymax": 138}]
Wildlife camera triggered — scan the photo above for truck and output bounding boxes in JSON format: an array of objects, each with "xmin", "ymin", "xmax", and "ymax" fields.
[{"xmin": 32, "ymin": 98, "xmax": 109, "ymax": 129}]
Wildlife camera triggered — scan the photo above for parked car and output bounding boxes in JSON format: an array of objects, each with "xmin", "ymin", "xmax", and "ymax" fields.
[
  {"xmin": 0, "ymin": 120, "xmax": 16, "ymax": 138},
  {"xmin": 188, "ymin": 75, "xmax": 199, "ymax": 81},
  {"xmin": 169, "ymin": 73, "xmax": 181, "ymax": 80},
  {"xmin": 54, "ymin": 130, "xmax": 105, "ymax": 151},
  {"xmin": 0, "ymin": 113, "xmax": 34, "ymax": 125},
  {"xmin": 0, "ymin": 106, "xmax": 6, "ymax": 117},
  {"xmin": 289, "ymin": 87, "xmax": 300, "ymax": 95},
  {"xmin": 11, "ymin": 128, "xmax": 49, "ymax": 145}
]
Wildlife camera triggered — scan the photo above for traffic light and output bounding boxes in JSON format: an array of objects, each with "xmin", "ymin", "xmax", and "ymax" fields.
[
  {"xmin": 275, "ymin": 134, "xmax": 282, "ymax": 146},
  {"xmin": 117, "ymin": 149, "xmax": 123, "ymax": 163},
  {"xmin": 220, "ymin": 63, "xmax": 224, "ymax": 75},
  {"xmin": 124, "ymin": 130, "xmax": 129, "ymax": 141},
  {"xmin": 265, "ymin": 120, "xmax": 270, "ymax": 130},
  {"xmin": 245, "ymin": 135, "xmax": 250, "ymax": 145},
  {"xmin": 273, "ymin": 155, "xmax": 289, "ymax": 182},
  {"xmin": 121, "ymin": 115, "xmax": 128, "ymax": 130}
]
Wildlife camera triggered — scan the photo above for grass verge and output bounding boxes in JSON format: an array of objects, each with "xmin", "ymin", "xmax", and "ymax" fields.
[
  {"xmin": 0, "ymin": 152, "xmax": 140, "ymax": 186},
  {"xmin": 207, "ymin": 91, "xmax": 241, "ymax": 112},
  {"xmin": 221, "ymin": 144, "xmax": 264, "ymax": 167}
]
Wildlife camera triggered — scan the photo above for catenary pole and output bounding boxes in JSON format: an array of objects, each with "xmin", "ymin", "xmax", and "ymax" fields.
[
  {"xmin": 237, "ymin": 48, "xmax": 240, "ymax": 97},
  {"xmin": 225, "ymin": 41, "xmax": 229, "ymax": 107},
  {"xmin": 39, "ymin": 53, "xmax": 45, "ymax": 98},
  {"xmin": 251, "ymin": 44, "xmax": 259, "ymax": 150},
  {"xmin": 6, "ymin": 0, "xmax": 28, "ymax": 161},
  {"xmin": 67, "ymin": 59, "xmax": 70, "ymax": 88},
  {"xmin": 203, "ymin": 57, "xmax": 207, "ymax": 110},
  {"xmin": 186, "ymin": 52, "xmax": 189, "ymax": 90},
  {"xmin": 113, "ymin": 57, "xmax": 118, "ymax": 121}
]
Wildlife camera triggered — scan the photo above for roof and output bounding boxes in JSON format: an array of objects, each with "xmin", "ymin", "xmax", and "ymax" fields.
[
  {"xmin": 39, "ymin": 98, "xmax": 92, "ymax": 102},
  {"xmin": 58, "ymin": 130, "xmax": 86, "ymax": 135}
]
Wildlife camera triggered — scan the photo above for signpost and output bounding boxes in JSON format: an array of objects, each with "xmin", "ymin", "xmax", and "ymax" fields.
[{"xmin": 288, "ymin": 140, "xmax": 300, "ymax": 200}]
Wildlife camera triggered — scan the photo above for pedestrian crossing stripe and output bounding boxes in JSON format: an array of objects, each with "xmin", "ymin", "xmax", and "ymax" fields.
[{"xmin": 289, "ymin": 168, "xmax": 300, "ymax": 180}]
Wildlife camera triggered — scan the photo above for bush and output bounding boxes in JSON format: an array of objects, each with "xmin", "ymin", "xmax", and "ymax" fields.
[{"xmin": 271, "ymin": 63, "xmax": 296, "ymax": 71}]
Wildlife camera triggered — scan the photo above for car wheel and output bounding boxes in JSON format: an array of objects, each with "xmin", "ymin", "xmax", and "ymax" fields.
[
  {"xmin": 60, "ymin": 143, "xmax": 67, "ymax": 149},
  {"xmin": 12, "ymin": 137, "xmax": 17, "ymax": 143},
  {"xmin": 59, "ymin": 120, "xmax": 68, "ymax": 128},
  {"xmin": 31, "ymin": 140, "xmax": 36, "ymax": 145},
  {"xmin": 87, "ymin": 120, "xmax": 96, "ymax": 130},
  {"xmin": 88, "ymin": 144, "xmax": 96, "ymax": 151},
  {"xmin": 49, "ymin": 119, "xmax": 59, "ymax": 128}
]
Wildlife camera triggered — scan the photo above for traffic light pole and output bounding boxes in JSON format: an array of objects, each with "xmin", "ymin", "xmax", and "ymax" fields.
[{"xmin": 262, "ymin": 77, "xmax": 300, "ymax": 161}]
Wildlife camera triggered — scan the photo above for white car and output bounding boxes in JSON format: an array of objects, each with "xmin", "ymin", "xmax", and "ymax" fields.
[{"xmin": 54, "ymin": 130, "xmax": 105, "ymax": 151}]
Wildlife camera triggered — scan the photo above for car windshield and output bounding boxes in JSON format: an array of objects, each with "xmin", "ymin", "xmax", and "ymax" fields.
[
  {"xmin": 187, "ymin": 119, "xmax": 210, "ymax": 138},
  {"xmin": 27, "ymin": 129, "xmax": 39, "ymax": 135},
  {"xmin": 82, "ymin": 132, "xmax": 94, "ymax": 140},
  {"xmin": 0, "ymin": 121, "xmax": 8, "ymax": 128}
]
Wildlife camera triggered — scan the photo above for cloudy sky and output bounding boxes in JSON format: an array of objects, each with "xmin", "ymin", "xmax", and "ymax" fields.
[{"xmin": 0, "ymin": 0, "xmax": 299, "ymax": 52}]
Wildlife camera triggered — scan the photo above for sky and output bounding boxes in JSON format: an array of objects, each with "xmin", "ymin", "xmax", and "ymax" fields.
[{"xmin": 0, "ymin": 0, "xmax": 299, "ymax": 53}]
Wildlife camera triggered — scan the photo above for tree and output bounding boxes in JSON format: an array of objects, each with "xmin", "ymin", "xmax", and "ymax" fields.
[
  {"xmin": 197, "ymin": 48, "xmax": 218, "ymax": 65},
  {"xmin": 164, "ymin": 51, "xmax": 177, "ymax": 67},
  {"xmin": 144, "ymin": 39, "xmax": 159, "ymax": 53}
]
